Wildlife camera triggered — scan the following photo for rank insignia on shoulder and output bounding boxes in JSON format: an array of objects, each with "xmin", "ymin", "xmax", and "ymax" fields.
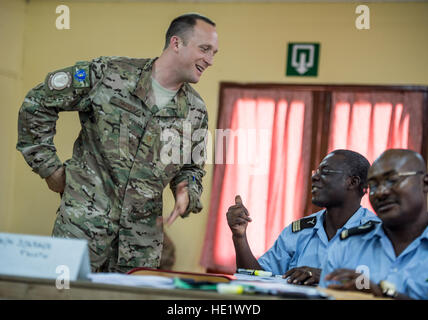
[
  {"xmin": 340, "ymin": 220, "xmax": 380, "ymax": 240},
  {"xmin": 292, "ymin": 216, "xmax": 317, "ymax": 233}
]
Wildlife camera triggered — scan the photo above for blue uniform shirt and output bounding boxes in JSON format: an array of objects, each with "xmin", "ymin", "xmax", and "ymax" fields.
[
  {"xmin": 319, "ymin": 223, "xmax": 428, "ymax": 300},
  {"xmin": 257, "ymin": 206, "xmax": 379, "ymax": 275}
]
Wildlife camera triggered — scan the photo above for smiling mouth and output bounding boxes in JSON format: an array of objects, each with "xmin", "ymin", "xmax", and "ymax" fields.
[
  {"xmin": 195, "ymin": 65, "xmax": 204, "ymax": 73},
  {"xmin": 311, "ymin": 186, "xmax": 322, "ymax": 193},
  {"xmin": 376, "ymin": 202, "xmax": 397, "ymax": 213}
]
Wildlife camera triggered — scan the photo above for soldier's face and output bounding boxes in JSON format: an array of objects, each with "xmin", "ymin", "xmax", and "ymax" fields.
[
  {"xmin": 368, "ymin": 154, "xmax": 427, "ymax": 228},
  {"xmin": 176, "ymin": 20, "xmax": 218, "ymax": 83},
  {"xmin": 311, "ymin": 153, "xmax": 350, "ymax": 208}
]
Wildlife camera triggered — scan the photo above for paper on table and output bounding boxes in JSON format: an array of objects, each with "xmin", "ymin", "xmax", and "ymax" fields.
[
  {"xmin": 88, "ymin": 273, "xmax": 175, "ymax": 289},
  {"xmin": 231, "ymin": 280, "xmax": 331, "ymax": 299},
  {"xmin": 233, "ymin": 273, "xmax": 287, "ymax": 282},
  {"xmin": 232, "ymin": 274, "xmax": 332, "ymax": 299}
]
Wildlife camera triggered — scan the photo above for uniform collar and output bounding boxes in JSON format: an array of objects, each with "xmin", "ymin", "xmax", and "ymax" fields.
[
  {"xmin": 316, "ymin": 206, "xmax": 379, "ymax": 244},
  {"xmin": 342, "ymin": 206, "xmax": 379, "ymax": 229},
  {"xmin": 371, "ymin": 224, "xmax": 428, "ymax": 260},
  {"xmin": 312, "ymin": 209, "xmax": 327, "ymax": 231},
  {"xmin": 410, "ymin": 225, "xmax": 428, "ymax": 247},
  {"xmin": 132, "ymin": 58, "xmax": 190, "ymax": 118},
  {"xmin": 318, "ymin": 206, "xmax": 376, "ymax": 231},
  {"xmin": 421, "ymin": 225, "xmax": 428, "ymax": 240},
  {"xmin": 361, "ymin": 220, "xmax": 384, "ymax": 240},
  {"xmin": 363, "ymin": 222, "xmax": 428, "ymax": 243}
]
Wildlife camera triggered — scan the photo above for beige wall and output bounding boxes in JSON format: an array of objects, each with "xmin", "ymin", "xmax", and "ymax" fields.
[
  {"xmin": 0, "ymin": 0, "xmax": 26, "ymax": 233},
  {"xmin": 2, "ymin": 0, "xmax": 428, "ymax": 272}
]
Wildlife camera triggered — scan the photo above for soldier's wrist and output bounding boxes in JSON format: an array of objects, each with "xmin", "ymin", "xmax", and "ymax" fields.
[
  {"xmin": 38, "ymin": 155, "xmax": 63, "ymax": 179},
  {"xmin": 232, "ymin": 233, "xmax": 247, "ymax": 241}
]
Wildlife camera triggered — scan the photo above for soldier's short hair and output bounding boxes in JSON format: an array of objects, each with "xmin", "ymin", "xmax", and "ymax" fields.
[
  {"xmin": 331, "ymin": 149, "xmax": 370, "ymax": 197},
  {"xmin": 164, "ymin": 13, "xmax": 216, "ymax": 50}
]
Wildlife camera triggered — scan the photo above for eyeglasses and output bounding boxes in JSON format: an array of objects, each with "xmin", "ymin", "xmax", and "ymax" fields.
[
  {"xmin": 311, "ymin": 168, "xmax": 344, "ymax": 177},
  {"xmin": 368, "ymin": 171, "xmax": 424, "ymax": 193}
]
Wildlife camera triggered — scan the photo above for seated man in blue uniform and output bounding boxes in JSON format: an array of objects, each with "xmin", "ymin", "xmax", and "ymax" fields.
[
  {"xmin": 226, "ymin": 149, "xmax": 379, "ymax": 286},
  {"xmin": 320, "ymin": 149, "xmax": 428, "ymax": 299}
]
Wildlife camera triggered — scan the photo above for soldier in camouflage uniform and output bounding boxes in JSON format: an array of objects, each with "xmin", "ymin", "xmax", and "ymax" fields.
[{"xmin": 16, "ymin": 14, "xmax": 218, "ymax": 272}]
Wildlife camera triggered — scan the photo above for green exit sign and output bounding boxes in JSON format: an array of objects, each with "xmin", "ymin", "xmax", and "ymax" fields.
[{"xmin": 286, "ymin": 43, "xmax": 320, "ymax": 77}]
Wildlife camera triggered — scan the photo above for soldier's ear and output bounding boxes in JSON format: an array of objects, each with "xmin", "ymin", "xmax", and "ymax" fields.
[
  {"xmin": 170, "ymin": 36, "xmax": 181, "ymax": 52},
  {"xmin": 347, "ymin": 175, "xmax": 361, "ymax": 191}
]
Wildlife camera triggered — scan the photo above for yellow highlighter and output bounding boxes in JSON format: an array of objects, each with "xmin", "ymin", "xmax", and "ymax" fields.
[
  {"xmin": 237, "ymin": 268, "xmax": 273, "ymax": 277},
  {"xmin": 217, "ymin": 284, "xmax": 245, "ymax": 295},
  {"xmin": 254, "ymin": 270, "xmax": 273, "ymax": 277}
]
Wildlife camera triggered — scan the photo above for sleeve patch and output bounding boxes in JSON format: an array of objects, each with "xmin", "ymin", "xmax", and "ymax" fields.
[
  {"xmin": 47, "ymin": 71, "xmax": 72, "ymax": 91},
  {"xmin": 45, "ymin": 62, "xmax": 91, "ymax": 95},
  {"xmin": 73, "ymin": 62, "xmax": 91, "ymax": 88}
]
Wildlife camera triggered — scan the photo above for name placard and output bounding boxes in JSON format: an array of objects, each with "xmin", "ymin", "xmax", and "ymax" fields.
[{"xmin": 0, "ymin": 232, "xmax": 90, "ymax": 281}]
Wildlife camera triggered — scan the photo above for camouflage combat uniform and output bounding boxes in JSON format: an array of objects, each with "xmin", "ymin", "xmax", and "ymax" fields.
[{"xmin": 17, "ymin": 56, "xmax": 207, "ymax": 272}]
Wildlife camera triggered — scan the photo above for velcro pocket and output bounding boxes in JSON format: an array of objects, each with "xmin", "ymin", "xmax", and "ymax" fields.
[{"xmin": 109, "ymin": 96, "xmax": 142, "ymax": 117}]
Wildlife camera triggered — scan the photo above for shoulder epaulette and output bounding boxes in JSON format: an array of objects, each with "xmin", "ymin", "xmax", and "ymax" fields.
[
  {"xmin": 292, "ymin": 216, "xmax": 317, "ymax": 233},
  {"xmin": 340, "ymin": 220, "xmax": 380, "ymax": 240}
]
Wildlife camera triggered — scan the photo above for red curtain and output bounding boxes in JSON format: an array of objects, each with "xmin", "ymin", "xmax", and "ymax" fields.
[
  {"xmin": 200, "ymin": 88, "xmax": 313, "ymax": 274},
  {"xmin": 327, "ymin": 91, "xmax": 424, "ymax": 211}
]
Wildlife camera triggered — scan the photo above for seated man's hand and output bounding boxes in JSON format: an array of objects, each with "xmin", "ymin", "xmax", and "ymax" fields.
[
  {"xmin": 324, "ymin": 268, "xmax": 382, "ymax": 296},
  {"xmin": 226, "ymin": 195, "xmax": 252, "ymax": 238},
  {"xmin": 45, "ymin": 167, "xmax": 66, "ymax": 194},
  {"xmin": 283, "ymin": 266, "xmax": 321, "ymax": 286}
]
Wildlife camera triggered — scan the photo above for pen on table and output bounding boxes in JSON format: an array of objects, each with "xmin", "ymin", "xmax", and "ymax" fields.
[{"xmin": 237, "ymin": 268, "xmax": 273, "ymax": 277}]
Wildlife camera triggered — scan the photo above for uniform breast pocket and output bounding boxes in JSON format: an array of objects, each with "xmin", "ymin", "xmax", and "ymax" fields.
[{"xmin": 109, "ymin": 96, "xmax": 144, "ymax": 161}]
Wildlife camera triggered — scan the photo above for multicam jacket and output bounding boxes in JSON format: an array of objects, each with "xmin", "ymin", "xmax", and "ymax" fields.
[{"xmin": 17, "ymin": 56, "xmax": 207, "ymax": 271}]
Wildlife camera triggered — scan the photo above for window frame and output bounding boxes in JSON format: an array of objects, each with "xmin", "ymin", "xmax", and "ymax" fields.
[{"xmin": 217, "ymin": 82, "xmax": 428, "ymax": 217}]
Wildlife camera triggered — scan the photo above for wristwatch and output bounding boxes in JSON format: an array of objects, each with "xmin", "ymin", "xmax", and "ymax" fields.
[{"xmin": 379, "ymin": 280, "xmax": 398, "ymax": 298}]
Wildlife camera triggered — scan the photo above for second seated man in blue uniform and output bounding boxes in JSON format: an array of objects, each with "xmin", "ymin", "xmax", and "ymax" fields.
[
  {"xmin": 320, "ymin": 149, "xmax": 428, "ymax": 299},
  {"xmin": 226, "ymin": 149, "xmax": 380, "ymax": 286}
]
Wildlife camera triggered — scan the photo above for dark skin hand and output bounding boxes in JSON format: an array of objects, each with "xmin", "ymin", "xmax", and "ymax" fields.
[
  {"xmin": 325, "ymin": 269, "xmax": 411, "ymax": 299},
  {"xmin": 226, "ymin": 195, "xmax": 252, "ymax": 237},
  {"xmin": 228, "ymin": 197, "xmax": 323, "ymax": 286},
  {"xmin": 283, "ymin": 266, "xmax": 321, "ymax": 286},
  {"xmin": 324, "ymin": 268, "xmax": 382, "ymax": 295},
  {"xmin": 226, "ymin": 195, "xmax": 261, "ymax": 270}
]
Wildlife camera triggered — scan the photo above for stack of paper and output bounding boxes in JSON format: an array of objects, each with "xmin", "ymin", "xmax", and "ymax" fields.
[{"xmin": 88, "ymin": 273, "xmax": 175, "ymax": 289}]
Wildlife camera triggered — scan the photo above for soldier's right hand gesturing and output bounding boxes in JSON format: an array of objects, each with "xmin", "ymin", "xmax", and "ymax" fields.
[{"xmin": 226, "ymin": 195, "xmax": 252, "ymax": 238}]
